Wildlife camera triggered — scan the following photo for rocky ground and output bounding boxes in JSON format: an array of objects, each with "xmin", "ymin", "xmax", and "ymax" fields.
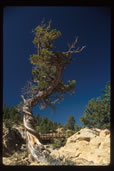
[
  {"xmin": 50, "ymin": 127, "xmax": 110, "ymax": 165},
  {"xmin": 2, "ymin": 123, "xmax": 110, "ymax": 166}
]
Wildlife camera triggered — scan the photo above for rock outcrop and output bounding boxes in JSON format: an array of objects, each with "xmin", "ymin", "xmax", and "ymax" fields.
[
  {"xmin": 2, "ymin": 125, "xmax": 110, "ymax": 166},
  {"xmin": 3, "ymin": 123, "xmax": 25, "ymax": 157},
  {"xmin": 50, "ymin": 127, "xmax": 110, "ymax": 166}
]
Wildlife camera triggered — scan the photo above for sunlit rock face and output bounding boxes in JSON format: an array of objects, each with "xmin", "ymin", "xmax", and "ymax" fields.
[
  {"xmin": 50, "ymin": 127, "xmax": 110, "ymax": 166},
  {"xmin": 2, "ymin": 124, "xmax": 110, "ymax": 166}
]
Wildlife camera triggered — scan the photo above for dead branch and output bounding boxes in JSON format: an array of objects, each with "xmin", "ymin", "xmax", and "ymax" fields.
[
  {"xmin": 21, "ymin": 95, "xmax": 26, "ymax": 104},
  {"xmin": 64, "ymin": 36, "xmax": 86, "ymax": 55}
]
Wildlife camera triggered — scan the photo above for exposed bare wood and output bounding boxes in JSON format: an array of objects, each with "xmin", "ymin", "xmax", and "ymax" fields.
[
  {"xmin": 21, "ymin": 22, "xmax": 85, "ymax": 163},
  {"xmin": 64, "ymin": 37, "xmax": 86, "ymax": 56},
  {"xmin": 22, "ymin": 101, "xmax": 50, "ymax": 163},
  {"xmin": 21, "ymin": 61, "xmax": 63, "ymax": 163},
  {"xmin": 29, "ymin": 63, "xmax": 63, "ymax": 109}
]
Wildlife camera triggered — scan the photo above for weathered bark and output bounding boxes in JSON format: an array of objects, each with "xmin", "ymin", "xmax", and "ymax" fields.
[
  {"xmin": 29, "ymin": 63, "xmax": 63, "ymax": 108},
  {"xmin": 21, "ymin": 63, "xmax": 63, "ymax": 163},
  {"xmin": 22, "ymin": 101, "xmax": 50, "ymax": 163}
]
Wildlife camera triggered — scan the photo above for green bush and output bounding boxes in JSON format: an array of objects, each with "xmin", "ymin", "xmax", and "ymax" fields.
[
  {"xmin": 65, "ymin": 130, "xmax": 75, "ymax": 138},
  {"xmin": 80, "ymin": 82, "xmax": 110, "ymax": 129},
  {"xmin": 52, "ymin": 138, "xmax": 66, "ymax": 149}
]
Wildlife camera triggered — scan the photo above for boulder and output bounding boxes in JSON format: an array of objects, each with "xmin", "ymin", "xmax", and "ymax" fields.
[
  {"xmin": 12, "ymin": 124, "xmax": 26, "ymax": 140},
  {"xmin": 3, "ymin": 123, "xmax": 25, "ymax": 157},
  {"xmin": 2, "ymin": 125, "xmax": 110, "ymax": 166},
  {"xmin": 50, "ymin": 127, "xmax": 110, "ymax": 165},
  {"xmin": 66, "ymin": 127, "xmax": 99, "ymax": 144}
]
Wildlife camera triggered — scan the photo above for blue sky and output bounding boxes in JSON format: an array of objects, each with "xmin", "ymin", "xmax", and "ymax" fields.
[{"xmin": 3, "ymin": 6, "xmax": 111, "ymax": 126}]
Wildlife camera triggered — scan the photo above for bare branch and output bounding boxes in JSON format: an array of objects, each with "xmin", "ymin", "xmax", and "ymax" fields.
[
  {"xmin": 21, "ymin": 80, "xmax": 35, "ymax": 99},
  {"xmin": 65, "ymin": 36, "xmax": 86, "ymax": 56},
  {"xmin": 67, "ymin": 45, "xmax": 86, "ymax": 54},
  {"xmin": 21, "ymin": 95, "xmax": 26, "ymax": 104},
  {"xmin": 68, "ymin": 36, "xmax": 78, "ymax": 52},
  {"xmin": 29, "ymin": 63, "xmax": 63, "ymax": 108}
]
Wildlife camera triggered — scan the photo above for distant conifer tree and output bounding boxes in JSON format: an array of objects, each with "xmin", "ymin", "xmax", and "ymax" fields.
[
  {"xmin": 80, "ymin": 82, "xmax": 110, "ymax": 129},
  {"xmin": 65, "ymin": 115, "xmax": 75, "ymax": 130}
]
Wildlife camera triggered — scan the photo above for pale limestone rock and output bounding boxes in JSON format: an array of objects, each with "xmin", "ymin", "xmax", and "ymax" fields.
[
  {"xmin": 91, "ymin": 128, "xmax": 101, "ymax": 132},
  {"xmin": 90, "ymin": 136, "xmax": 104, "ymax": 148},
  {"xmin": 67, "ymin": 127, "xmax": 99, "ymax": 144},
  {"xmin": 3, "ymin": 125, "xmax": 110, "ymax": 166},
  {"xmin": 50, "ymin": 127, "xmax": 110, "ymax": 166},
  {"xmin": 100, "ymin": 129, "xmax": 110, "ymax": 137},
  {"xmin": 74, "ymin": 157, "xmax": 94, "ymax": 165}
]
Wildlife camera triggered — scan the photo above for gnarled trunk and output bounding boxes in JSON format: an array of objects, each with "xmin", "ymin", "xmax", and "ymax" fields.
[
  {"xmin": 21, "ymin": 63, "xmax": 63, "ymax": 163},
  {"xmin": 22, "ymin": 102, "xmax": 50, "ymax": 163}
]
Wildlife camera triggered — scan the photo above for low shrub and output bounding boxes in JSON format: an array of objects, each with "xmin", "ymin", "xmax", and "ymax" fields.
[{"xmin": 52, "ymin": 138, "xmax": 66, "ymax": 149}]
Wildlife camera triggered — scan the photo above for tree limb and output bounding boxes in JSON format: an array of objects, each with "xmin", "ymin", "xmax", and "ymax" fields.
[
  {"xmin": 29, "ymin": 63, "xmax": 63, "ymax": 109},
  {"xmin": 64, "ymin": 36, "xmax": 86, "ymax": 56},
  {"xmin": 21, "ymin": 95, "xmax": 26, "ymax": 104},
  {"xmin": 65, "ymin": 45, "xmax": 86, "ymax": 54}
]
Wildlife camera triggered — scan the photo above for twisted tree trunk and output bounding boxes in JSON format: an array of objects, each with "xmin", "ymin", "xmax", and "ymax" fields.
[
  {"xmin": 21, "ymin": 63, "xmax": 63, "ymax": 163},
  {"xmin": 22, "ymin": 100, "xmax": 50, "ymax": 163}
]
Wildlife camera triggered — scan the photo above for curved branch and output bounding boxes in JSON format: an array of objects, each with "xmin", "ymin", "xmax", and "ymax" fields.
[
  {"xmin": 64, "ymin": 36, "xmax": 86, "ymax": 57},
  {"xmin": 21, "ymin": 97, "xmax": 50, "ymax": 162},
  {"xmin": 63, "ymin": 45, "xmax": 86, "ymax": 56},
  {"xmin": 29, "ymin": 63, "xmax": 63, "ymax": 109},
  {"xmin": 21, "ymin": 95, "xmax": 26, "ymax": 104}
]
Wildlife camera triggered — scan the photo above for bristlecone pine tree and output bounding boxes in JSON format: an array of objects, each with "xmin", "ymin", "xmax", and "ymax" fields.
[{"xmin": 21, "ymin": 20, "xmax": 85, "ymax": 163}]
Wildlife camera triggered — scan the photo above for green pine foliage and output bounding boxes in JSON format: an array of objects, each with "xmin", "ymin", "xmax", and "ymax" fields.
[
  {"xmin": 75, "ymin": 125, "xmax": 82, "ymax": 132},
  {"xmin": 3, "ymin": 104, "xmax": 23, "ymax": 127},
  {"xmin": 28, "ymin": 20, "xmax": 77, "ymax": 106},
  {"xmin": 34, "ymin": 114, "xmax": 62, "ymax": 134},
  {"xmin": 3, "ymin": 104, "xmax": 64, "ymax": 133},
  {"xmin": 3, "ymin": 104, "xmax": 9, "ymax": 119},
  {"xmin": 64, "ymin": 115, "xmax": 75, "ymax": 130},
  {"xmin": 52, "ymin": 138, "xmax": 66, "ymax": 149},
  {"xmin": 102, "ymin": 81, "xmax": 110, "ymax": 104},
  {"xmin": 30, "ymin": 21, "xmax": 62, "ymax": 91},
  {"xmin": 80, "ymin": 81, "xmax": 111, "ymax": 129}
]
